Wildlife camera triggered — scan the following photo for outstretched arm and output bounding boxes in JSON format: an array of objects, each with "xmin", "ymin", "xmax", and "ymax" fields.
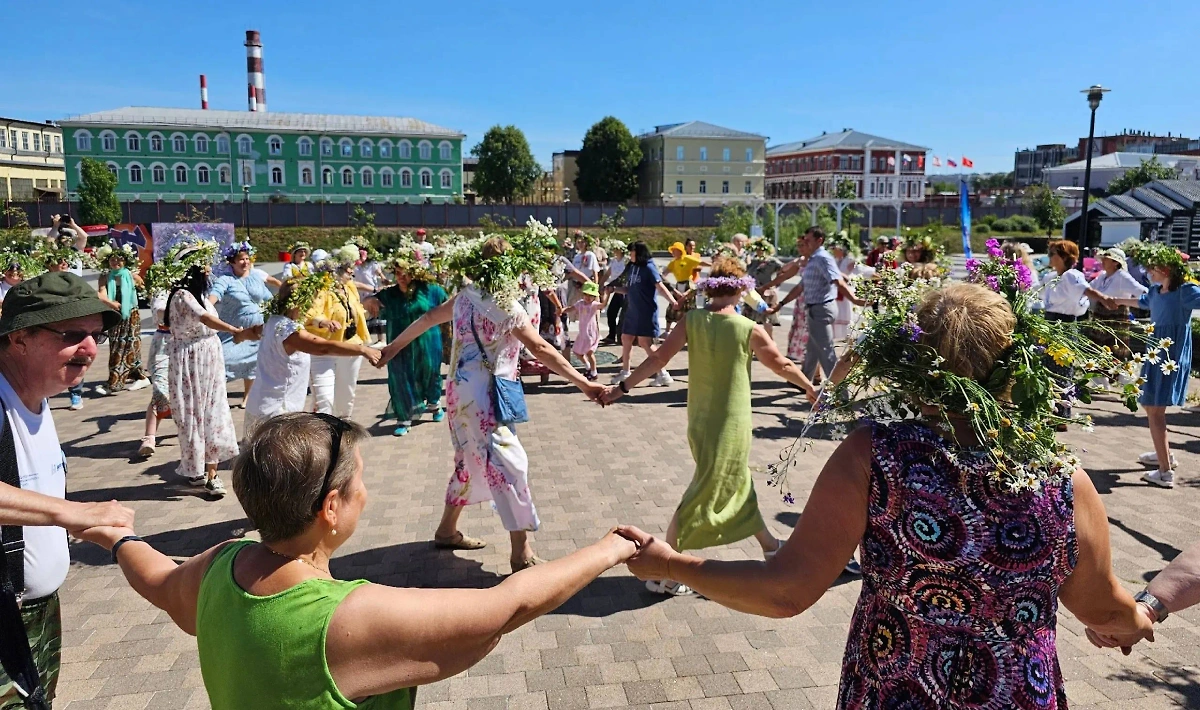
[
  {"xmin": 1147, "ymin": 540, "xmax": 1200, "ymax": 615},
  {"xmin": 378, "ymin": 295, "xmax": 457, "ymax": 363},
  {"xmin": 603, "ymin": 321, "xmax": 687, "ymax": 402},
  {"xmin": 284, "ymin": 330, "xmax": 380, "ymax": 365},
  {"xmin": 512, "ymin": 320, "xmax": 597, "ymax": 398},
  {"xmin": 749, "ymin": 325, "xmax": 815, "ymax": 401}
]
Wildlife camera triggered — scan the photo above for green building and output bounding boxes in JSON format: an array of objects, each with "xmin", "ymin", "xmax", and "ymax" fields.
[{"xmin": 62, "ymin": 107, "xmax": 464, "ymax": 203}]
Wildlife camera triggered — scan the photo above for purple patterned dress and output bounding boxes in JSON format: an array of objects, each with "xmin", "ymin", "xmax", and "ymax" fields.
[{"xmin": 838, "ymin": 421, "xmax": 1078, "ymax": 709}]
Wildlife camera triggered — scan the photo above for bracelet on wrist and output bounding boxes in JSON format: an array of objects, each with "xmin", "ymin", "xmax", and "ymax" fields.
[
  {"xmin": 618, "ymin": 381, "xmax": 629, "ymax": 394},
  {"xmin": 111, "ymin": 535, "xmax": 143, "ymax": 564}
]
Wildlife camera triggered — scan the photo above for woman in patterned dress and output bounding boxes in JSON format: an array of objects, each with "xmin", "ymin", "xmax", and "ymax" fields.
[
  {"xmin": 617, "ymin": 283, "xmax": 1152, "ymax": 708},
  {"xmin": 166, "ymin": 253, "xmax": 258, "ymax": 498},
  {"xmin": 95, "ymin": 245, "xmax": 150, "ymax": 396},
  {"xmin": 379, "ymin": 236, "xmax": 604, "ymax": 572},
  {"xmin": 210, "ymin": 243, "xmax": 281, "ymax": 407}
]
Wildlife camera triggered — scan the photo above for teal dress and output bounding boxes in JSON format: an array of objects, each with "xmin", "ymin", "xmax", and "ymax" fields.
[
  {"xmin": 1138, "ymin": 283, "xmax": 1200, "ymax": 406},
  {"xmin": 377, "ymin": 281, "xmax": 448, "ymax": 421}
]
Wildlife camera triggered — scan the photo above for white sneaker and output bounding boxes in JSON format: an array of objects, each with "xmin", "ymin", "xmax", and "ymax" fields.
[
  {"xmin": 1138, "ymin": 451, "xmax": 1178, "ymax": 468},
  {"xmin": 93, "ymin": 385, "xmax": 112, "ymax": 397},
  {"xmin": 652, "ymin": 371, "xmax": 673, "ymax": 387},
  {"xmin": 610, "ymin": 369, "xmax": 631, "ymax": 385},
  {"xmin": 1142, "ymin": 470, "xmax": 1176, "ymax": 489},
  {"xmin": 127, "ymin": 378, "xmax": 150, "ymax": 391},
  {"xmin": 206, "ymin": 476, "xmax": 227, "ymax": 498}
]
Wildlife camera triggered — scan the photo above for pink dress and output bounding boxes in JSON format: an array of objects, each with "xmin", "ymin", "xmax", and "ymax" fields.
[
  {"xmin": 571, "ymin": 299, "xmax": 602, "ymax": 356},
  {"xmin": 167, "ymin": 290, "xmax": 239, "ymax": 478}
]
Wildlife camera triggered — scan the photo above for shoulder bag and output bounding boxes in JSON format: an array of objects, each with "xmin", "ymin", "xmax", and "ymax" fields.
[
  {"xmin": 0, "ymin": 402, "xmax": 50, "ymax": 710},
  {"xmin": 468, "ymin": 305, "xmax": 529, "ymax": 427}
]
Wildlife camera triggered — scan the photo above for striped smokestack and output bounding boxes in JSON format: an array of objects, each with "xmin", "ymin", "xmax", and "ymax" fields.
[
  {"xmin": 244, "ymin": 30, "xmax": 266, "ymax": 112},
  {"xmin": 200, "ymin": 74, "xmax": 209, "ymax": 109}
]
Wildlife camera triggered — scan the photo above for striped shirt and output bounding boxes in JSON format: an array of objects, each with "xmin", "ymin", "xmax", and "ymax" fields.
[{"xmin": 802, "ymin": 247, "xmax": 842, "ymax": 305}]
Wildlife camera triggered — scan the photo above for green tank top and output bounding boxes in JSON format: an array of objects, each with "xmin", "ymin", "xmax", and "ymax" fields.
[{"xmin": 196, "ymin": 540, "xmax": 415, "ymax": 710}]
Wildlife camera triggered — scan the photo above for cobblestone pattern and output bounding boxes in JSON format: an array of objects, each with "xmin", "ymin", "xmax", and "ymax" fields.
[{"xmin": 49, "ymin": 331, "xmax": 1200, "ymax": 709}]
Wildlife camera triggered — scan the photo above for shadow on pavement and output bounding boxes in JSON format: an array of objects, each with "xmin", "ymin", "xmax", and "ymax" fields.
[
  {"xmin": 1085, "ymin": 467, "xmax": 1149, "ymax": 495},
  {"xmin": 548, "ymin": 575, "xmax": 671, "ymax": 616},
  {"xmin": 1108, "ymin": 516, "xmax": 1181, "ymax": 562},
  {"xmin": 70, "ymin": 517, "xmax": 254, "ymax": 566},
  {"xmin": 1106, "ymin": 664, "xmax": 1200, "ymax": 706},
  {"xmin": 331, "ymin": 541, "xmax": 501, "ymax": 590}
]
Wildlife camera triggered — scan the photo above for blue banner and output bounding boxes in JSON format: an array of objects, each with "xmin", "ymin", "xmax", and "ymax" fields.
[{"xmin": 960, "ymin": 178, "xmax": 972, "ymax": 258}]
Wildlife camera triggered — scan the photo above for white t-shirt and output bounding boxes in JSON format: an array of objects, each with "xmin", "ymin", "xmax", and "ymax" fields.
[
  {"xmin": 573, "ymin": 251, "xmax": 599, "ymax": 280},
  {"xmin": 281, "ymin": 261, "xmax": 313, "ymax": 282},
  {"xmin": 1042, "ymin": 269, "xmax": 1090, "ymax": 317},
  {"xmin": 414, "ymin": 241, "xmax": 436, "ymax": 266},
  {"xmin": 0, "ymin": 372, "xmax": 69, "ymax": 600},
  {"xmin": 605, "ymin": 257, "xmax": 627, "ymax": 286},
  {"xmin": 245, "ymin": 316, "xmax": 311, "ymax": 434},
  {"xmin": 358, "ymin": 261, "xmax": 385, "ymax": 296},
  {"xmin": 1090, "ymin": 269, "xmax": 1148, "ymax": 301}
]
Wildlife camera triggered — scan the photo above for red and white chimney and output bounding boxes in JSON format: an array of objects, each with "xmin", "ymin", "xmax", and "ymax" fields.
[
  {"xmin": 245, "ymin": 30, "xmax": 266, "ymax": 112},
  {"xmin": 199, "ymin": 74, "xmax": 209, "ymax": 109}
]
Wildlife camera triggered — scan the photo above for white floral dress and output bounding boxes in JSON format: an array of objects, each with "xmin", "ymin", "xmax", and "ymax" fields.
[
  {"xmin": 168, "ymin": 290, "xmax": 239, "ymax": 478},
  {"xmin": 445, "ymin": 286, "xmax": 538, "ymax": 532}
]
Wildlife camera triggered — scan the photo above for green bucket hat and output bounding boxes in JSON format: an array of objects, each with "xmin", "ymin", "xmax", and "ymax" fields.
[
  {"xmin": 581, "ymin": 281, "xmax": 600, "ymax": 297},
  {"xmin": 0, "ymin": 272, "xmax": 121, "ymax": 337}
]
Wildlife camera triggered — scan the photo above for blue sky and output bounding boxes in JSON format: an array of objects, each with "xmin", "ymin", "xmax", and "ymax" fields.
[{"xmin": 5, "ymin": 0, "xmax": 1198, "ymax": 174}]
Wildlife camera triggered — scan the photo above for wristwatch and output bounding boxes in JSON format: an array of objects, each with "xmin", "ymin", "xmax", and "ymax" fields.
[{"xmin": 1134, "ymin": 590, "xmax": 1169, "ymax": 623}]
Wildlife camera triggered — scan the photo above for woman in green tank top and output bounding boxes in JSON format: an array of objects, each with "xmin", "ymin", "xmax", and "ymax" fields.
[
  {"xmin": 75, "ymin": 412, "xmax": 638, "ymax": 709},
  {"xmin": 601, "ymin": 256, "xmax": 817, "ymax": 596}
]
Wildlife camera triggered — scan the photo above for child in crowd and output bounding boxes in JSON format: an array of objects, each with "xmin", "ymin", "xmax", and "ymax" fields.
[
  {"xmin": 138, "ymin": 292, "xmax": 173, "ymax": 458},
  {"xmin": 565, "ymin": 281, "xmax": 603, "ymax": 380}
]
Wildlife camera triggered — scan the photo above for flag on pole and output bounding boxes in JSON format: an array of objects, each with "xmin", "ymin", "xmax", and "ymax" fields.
[
  {"xmin": 962, "ymin": 156, "xmax": 974, "ymax": 168},
  {"xmin": 917, "ymin": 154, "xmax": 926, "ymax": 169},
  {"xmin": 947, "ymin": 159, "xmax": 958, "ymax": 168},
  {"xmin": 960, "ymin": 178, "xmax": 972, "ymax": 259},
  {"xmin": 887, "ymin": 156, "xmax": 895, "ymax": 168},
  {"xmin": 932, "ymin": 156, "xmax": 942, "ymax": 167}
]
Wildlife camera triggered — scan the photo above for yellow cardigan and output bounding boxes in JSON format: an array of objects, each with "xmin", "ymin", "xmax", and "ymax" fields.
[{"xmin": 304, "ymin": 283, "xmax": 370, "ymax": 344}]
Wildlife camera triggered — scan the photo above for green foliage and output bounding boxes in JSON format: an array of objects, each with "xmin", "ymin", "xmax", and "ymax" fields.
[
  {"xmin": 991, "ymin": 218, "xmax": 1013, "ymax": 232},
  {"xmin": 575, "ymin": 117, "xmax": 642, "ymax": 203},
  {"xmin": 470, "ymin": 125, "xmax": 543, "ymax": 204},
  {"xmin": 931, "ymin": 181, "xmax": 957, "ymax": 194},
  {"xmin": 1025, "ymin": 184, "xmax": 1065, "ymax": 236},
  {"xmin": 1010, "ymin": 215, "xmax": 1039, "ymax": 233},
  {"xmin": 350, "ymin": 206, "xmax": 379, "ymax": 243},
  {"xmin": 1106, "ymin": 157, "xmax": 1178, "ymax": 196},
  {"xmin": 974, "ymin": 223, "xmax": 991, "ymax": 234},
  {"xmin": 78, "ymin": 158, "xmax": 121, "ymax": 226},
  {"xmin": 711, "ymin": 203, "xmax": 858, "ymax": 256},
  {"xmin": 979, "ymin": 214, "xmax": 999, "ymax": 227}
]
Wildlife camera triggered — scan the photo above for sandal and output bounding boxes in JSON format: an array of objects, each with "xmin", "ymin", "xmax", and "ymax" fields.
[
  {"xmin": 433, "ymin": 532, "xmax": 488, "ymax": 550},
  {"xmin": 645, "ymin": 579, "xmax": 695, "ymax": 596},
  {"xmin": 510, "ymin": 555, "xmax": 547, "ymax": 573}
]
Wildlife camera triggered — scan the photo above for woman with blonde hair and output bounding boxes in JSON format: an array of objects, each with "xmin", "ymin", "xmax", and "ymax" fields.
[
  {"xmin": 603, "ymin": 256, "xmax": 817, "ymax": 595},
  {"xmin": 304, "ymin": 246, "xmax": 372, "ymax": 417},
  {"xmin": 620, "ymin": 269, "xmax": 1154, "ymax": 706}
]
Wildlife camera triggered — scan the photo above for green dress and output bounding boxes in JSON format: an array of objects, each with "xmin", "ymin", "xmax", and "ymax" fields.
[
  {"xmin": 376, "ymin": 281, "xmax": 447, "ymax": 422},
  {"xmin": 676, "ymin": 309, "xmax": 764, "ymax": 551}
]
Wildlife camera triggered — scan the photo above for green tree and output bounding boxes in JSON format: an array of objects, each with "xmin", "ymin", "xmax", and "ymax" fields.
[
  {"xmin": 931, "ymin": 181, "xmax": 957, "ymax": 194},
  {"xmin": 1106, "ymin": 156, "xmax": 1177, "ymax": 195},
  {"xmin": 575, "ymin": 116, "xmax": 642, "ymax": 202},
  {"xmin": 470, "ymin": 125, "xmax": 542, "ymax": 204},
  {"xmin": 78, "ymin": 157, "xmax": 121, "ymax": 225},
  {"xmin": 1026, "ymin": 183, "xmax": 1066, "ymax": 236}
]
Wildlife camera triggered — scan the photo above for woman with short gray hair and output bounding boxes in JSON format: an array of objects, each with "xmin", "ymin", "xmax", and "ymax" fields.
[{"xmin": 75, "ymin": 412, "xmax": 637, "ymax": 709}]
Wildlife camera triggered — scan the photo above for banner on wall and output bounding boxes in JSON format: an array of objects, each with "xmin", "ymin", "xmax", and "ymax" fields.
[{"xmin": 150, "ymin": 223, "xmax": 236, "ymax": 262}]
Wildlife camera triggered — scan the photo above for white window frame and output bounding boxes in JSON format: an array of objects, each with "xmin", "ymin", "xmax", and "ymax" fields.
[
  {"xmin": 400, "ymin": 168, "xmax": 413, "ymax": 187},
  {"xmin": 268, "ymin": 160, "xmax": 286, "ymax": 186},
  {"xmin": 341, "ymin": 166, "xmax": 354, "ymax": 186},
  {"xmin": 124, "ymin": 131, "xmax": 141, "ymax": 152},
  {"xmin": 218, "ymin": 164, "xmax": 231, "ymax": 185},
  {"xmin": 74, "ymin": 130, "xmax": 93, "ymax": 152},
  {"xmin": 298, "ymin": 161, "xmax": 315, "ymax": 186},
  {"xmin": 173, "ymin": 163, "xmax": 189, "ymax": 184},
  {"xmin": 54, "ymin": 135, "xmax": 63, "ymax": 153},
  {"xmin": 700, "ymin": 147, "xmax": 707, "ymax": 161},
  {"xmin": 360, "ymin": 166, "xmax": 374, "ymax": 187},
  {"xmin": 723, "ymin": 148, "xmax": 730, "ymax": 162},
  {"xmin": 240, "ymin": 160, "xmax": 256, "ymax": 187},
  {"xmin": 676, "ymin": 146, "xmax": 684, "ymax": 161},
  {"xmin": 322, "ymin": 167, "xmax": 334, "ymax": 186},
  {"xmin": 267, "ymin": 135, "xmax": 284, "ymax": 156},
  {"xmin": 699, "ymin": 180, "xmax": 707, "ymax": 194},
  {"xmin": 105, "ymin": 161, "xmax": 119, "ymax": 178},
  {"xmin": 128, "ymin": 162, "xmax": 144, "ymax": 184},
  {"xmin": 196, "ymin": 163, "xmax": 211, "ymax": 185},
  {"xmin": 378, "ymin": 139, "xmax": 392, "ymax": 158},
  {"xmin": 721, "ymin": 180, "xmax": 729, "ymax": 194},
  {"xmin": 419, "ymin": 168, "xmax": 433, "ymax": 188},
  {"xmin": 19, "ymin": 132, "xmax": 28, "ymax": 151},
  {"xmin": 171, "ymin": 133, "xmax": 188, "ymax": 153},
  {"xmin": 359, "ymin": 139, "xmax": 373, "ymax": 158},
  {"xmin": 215, "ymin": 134, "xmax": 231, "ymax": 155},
  {"xmin": 418, "ymin": 140, "xmax": 432, "ymax": 161},
  {"xmin": 439, "ymin": 169, "xmax": 453, "ymax": 189},
  {"xmin": 320, "ymin": 138, "xmax": 334, "ymax": 156},
  {"xmin": 297, "ymin": 137, "xmax": 313, "ymax": 156},
  {"xmin": 380, "ymin": 167, "xmax": 394, "ymax": 187},
  {"xmin": 744, "ymin": 181, "xmax": 752, "ymax": 194},
  {"xmin": 150, "ymin": 162, "xmax": 167, "ymax": 184},
  {"xmin": 339, "ymin": 139, "xmax": 353, "ymax": 157},
  {"xmin": 438, "ymin": 140, "xmax": 453, "ymax": 161},
  {"xmin": 745, "ymin": 148, "xmax": 754, "ymax": 162},
  {"xmin": 146, "ymin": 132, "xmax": 163, "ymax": 152},
  {"xmin": 193, "ymin": 133, "xmax": 210, "ymax": 154},
  {"xmin": 399, "ymin": 140, "xmax": 412, "ymax": 159},
  {"xmin": 236, "ymin": 134, "xmax": 254, "ymax": 156}
]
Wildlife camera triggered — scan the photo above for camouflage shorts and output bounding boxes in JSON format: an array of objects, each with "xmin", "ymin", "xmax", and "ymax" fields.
[{"xmin": 0, "ymin": 593, "xmax": 61, "ymax": 709}]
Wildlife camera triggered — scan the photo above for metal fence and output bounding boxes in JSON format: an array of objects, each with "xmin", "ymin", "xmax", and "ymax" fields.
[{"xmin": 4, "ymin": 200, "xmax": 1031, "ymax": 231}]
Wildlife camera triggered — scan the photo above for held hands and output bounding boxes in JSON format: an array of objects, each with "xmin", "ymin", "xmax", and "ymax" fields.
[
  {"xmin": 600, "ymin": 528, "xmax": 640, "ymax": 566},
  {"xmin": 361, "ymin": 346, "xmax": 383, "ymax": 367},
  {"xmin": 613, "ymin": 525, "xmax": 676, "ymax": 580},
  {"xmin": 600, "ymin": 384, "xmax": 624, "ymax": 405},
  {"xmin": 375, "ymin": 343, "xmax": 397, "ymax": 368},
  {"xmin": 1085, "ymin": 604, "xmax": 1156, "ymax": 655},
  {"xmin": 60, "ymin": 500, "xmax": 135, "ymax": 535},
  {"xmin": 802, "ymin": 384, "xmax": 818, "ymax": 404},
  {"xmin": 234, "ymin": 325, "xmax": 263, "ymax": 343},
  {"xmin": 580, "ymin": 380, "xmax": 606, "ymax": 406},
  {"xmin": 72, "ymin": 525, "xmax": 136, "ymax": 551}
]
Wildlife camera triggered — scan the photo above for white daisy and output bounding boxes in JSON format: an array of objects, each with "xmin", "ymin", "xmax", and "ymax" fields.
[{"xmin": 1162, "ymin": 360, "xmax": 1179, "ymax": 375}]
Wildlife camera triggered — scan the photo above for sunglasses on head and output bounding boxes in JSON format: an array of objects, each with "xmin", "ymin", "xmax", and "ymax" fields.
[
  {"xmin": 38, "ymin": 325, "xmax": 109, "ymax": 345},
  {"xmin": 311, "ymin": 413, "xmax": 352, "ymax": 513}
]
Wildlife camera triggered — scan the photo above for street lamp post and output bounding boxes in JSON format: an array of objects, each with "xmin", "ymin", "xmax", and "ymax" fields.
[
  {"xmin": 242, "ymin": 184, "xmax": 251, "ymax": 239},
  {"xmin": 563, "ymin": 188, "xmax": 570, "ymax": 241},
  {"xmin": 1079, "ymin": 84, "xmax": 1110, "ymax": 253}
]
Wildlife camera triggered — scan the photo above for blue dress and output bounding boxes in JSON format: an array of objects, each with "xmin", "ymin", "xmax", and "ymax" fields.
[
  {"xmin": 622, "ymin": 261, "xmax": 663, "ymax": 338},
  {"xmin": 1138, "ymin": 282, "xmax": 1200, "ymax": 406},
  {"xmin": 211, "ymin": 268, "xmax": 273, "ymax": 381}
]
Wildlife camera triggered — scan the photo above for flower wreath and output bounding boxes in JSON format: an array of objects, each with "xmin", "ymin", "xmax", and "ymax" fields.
[
  {"xmin": 696, "ymin": 275, "xmax": 756, "ymax": 293},
  {"xmin": 1122, "ymin": 240, "xmax": 1195, "ymax": 282},
  {"xmin": 288, "ymin": 241, "xmax": 312, "ymax": 255},
  {"xmin": 384, "ymin": 248, "xmax": 436, "ymax": 285},
  {"xmin": 264, "ymin": 270, "xmax": 335, "ymax": 317},
  {"xmin": 222, "ymin": 240, "xmax": 257, "ymax": 261},
  {"xmin": 95, "ymin": 243, "xmax": 140, "ymax": 269},
  {"xmin": 317, "ymin": 243, "xmax": 364, "ymax": 271},
  {"xmin": 826, "ymin": 230, "xmax": 860, "ymax": 258},
  {"xmin": 745, "ymin": 237, "xmax": 776, "ymax": 257},
  {"xmin": 768, "ymin": 238, "xmax": 1166, "ymax": 502},
  {"xmin": 443, "ymin": 218, "xmax": 558, "ymax": 306},
  {"xmin": 600, "ymin": 237, "xmax": 627, "ymax": 255},
  {"xmin": 143, "ymin": 240, "xmax": 220, "ymax": 297}
]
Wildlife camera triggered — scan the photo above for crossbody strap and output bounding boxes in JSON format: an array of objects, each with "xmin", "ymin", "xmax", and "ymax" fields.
[
  {"xmin": 0, "ymin": 401, "xmax": 23, "ymax": 597},
  {"xmin": 467, "ymin": 302, "xmax": 496, "ymax": 375}
]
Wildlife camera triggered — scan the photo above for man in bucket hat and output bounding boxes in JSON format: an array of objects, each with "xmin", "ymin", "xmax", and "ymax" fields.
[{"xmin": 0, "ymin": 272, "xmax": 135, "ymax": 708}]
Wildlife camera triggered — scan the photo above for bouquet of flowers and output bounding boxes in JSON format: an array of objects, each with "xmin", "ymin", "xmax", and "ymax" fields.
[
  {"xmin": 768, "ymin": 238, "xmax": 1166, "ymax": 502},
  {"xmin": 143, "ymin": 240, "xmax": 220, "ymax": 297}
]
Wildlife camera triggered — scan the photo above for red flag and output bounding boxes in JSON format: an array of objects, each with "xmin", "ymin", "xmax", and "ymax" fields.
[
  {"xmin": 932, "ymin": 156, "xmax": 942, "ymax": 167},
  {"xmin": 946, "ymin": 159, "xmax": 958, "ymax": 168},
  {"xmin": 917, "ymin": 154, "xmax": 925, "ymax": 169},
  {"xmin": 962, "ymin": 156, "xmax": 974, "ymax": 168}
]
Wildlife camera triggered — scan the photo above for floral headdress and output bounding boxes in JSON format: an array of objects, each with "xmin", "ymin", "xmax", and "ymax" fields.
[
  {"xmin": 348, "ymin": 235, "xmax": 381, "ymax": 262},
  {"xmin": 600, "ymin": 237, "xmax": 626, "ymax": 254},
  {"xmin": 697, "ymin": 275, "xmax": 756, "ymax": 293},
  {"xmin": 95, "ymin": 243, "xmax": 140, "ymax": 269},
  {"xmin": 288, "ymin": 241, "xmax": 312, "ymax": 255},
  {"xmin": 222, "ymin": 240, "xmax": 257, "ymax": 262},
  {"xmin": 768, "ymin": 238, "xmax": 1165, "ymax": 502},
  {"xmin": 745, "ymin": 237, "xmax": 776, "ymax": 257},
  {"xmin": 572, "ymin": 230, "xmax": 595, "ymax": 248},
  {"xmin": 443, "ymin": 218, "xmax": 558, "ymax": 306},
  {"xmin": 1122, "ymin": 240, "xmax": 1194, "ymax": 282},
  {"xmin": 0, "ymin": 245, "xmax": 43, "ymax": 279},
  {"xmin": 264, "ymin": 270, "xmax": 335, "ymax": 317},
  {"xmin": 143, "ymin": 240, "xmax": 220, "ymax": 297},
  {"xmin": 384, "ymin": 248, "xmax": 435, "ymax": 285},
  {"xmin": 826, "ymin": 230, "xmax": 860, "ymax": 258},
  {"xmin": 317, "ymin": 243, "xmax": 363, "ymax": 272},
  {"xmin": 36, "ymin": 237, "xmax": 95, "ymax": 271}
]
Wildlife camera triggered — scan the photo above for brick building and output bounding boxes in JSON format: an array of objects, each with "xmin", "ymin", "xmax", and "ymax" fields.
[{"xmin": 765, "ymin": 129, "xmax": 928, "ymax": 202}]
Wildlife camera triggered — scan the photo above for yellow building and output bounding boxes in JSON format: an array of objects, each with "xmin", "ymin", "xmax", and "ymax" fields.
[
  {"xmin": 1, "ymin": 117, "xmax": 66, "ymax": 200},
  {"xmin": 552, "ymin": 150, "xmax": 580, "ymax": 202},
  {"xmin": 638, "ymin": 121, "xmax": 766, "ymax": 205}
]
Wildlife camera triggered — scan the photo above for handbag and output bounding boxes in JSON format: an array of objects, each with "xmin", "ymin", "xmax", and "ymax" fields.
[
  {"xmin": 0, "ymin": 403, "xmax": 50, "ymax": 710},
  {"xmin": 468, "ymin": 305, "xmax": 529, "ymax": 427}
]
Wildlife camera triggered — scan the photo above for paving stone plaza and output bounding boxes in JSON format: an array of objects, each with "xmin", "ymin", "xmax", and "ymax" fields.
[{"xmin": 48, "ymin": 327, "xmax": 1200, "ymax": 709}]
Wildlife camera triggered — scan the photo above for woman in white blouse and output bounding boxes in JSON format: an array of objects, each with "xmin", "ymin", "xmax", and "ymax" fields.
[
  {"xmin": 1087, "ymin": 246, "xmax": 1148, "ymax": 370},
  {"xmin": 1041, "ymin": 240, "xmax": 1113, "ymax": 422}
]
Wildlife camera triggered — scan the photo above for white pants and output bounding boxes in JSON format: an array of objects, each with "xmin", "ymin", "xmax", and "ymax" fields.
[{"xmin": 310, "ymin": 354, "xmax": 362, "ymax": 417}]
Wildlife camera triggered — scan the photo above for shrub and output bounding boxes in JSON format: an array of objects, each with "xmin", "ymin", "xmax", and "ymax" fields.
[
  {"xmin": 991, "ymin": 218, "xmax": 1013, "ymax": 232},
  {"xmin": 1011, "ymin": 215, "xmax": 1039, "ymax": 233},
  {"xmin": 974, "ymin": 223, "xmax": 991, "ymax": 234},
  {"xmin": 980, "ymin": 214, "xmax": 999, "ymax": 226}
]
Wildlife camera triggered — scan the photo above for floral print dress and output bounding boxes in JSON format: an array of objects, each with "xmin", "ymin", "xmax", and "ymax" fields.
[
  {"xmin": 167, "ymin": 290, "xmax": 239, "ymax": 478},
  {"xmin": 838, "ymin": 421, "xmax": 1077, "ymax": 709},
  {"xmin": 444, "ymin": 286, "xmax": 539, "ymax": 532}
]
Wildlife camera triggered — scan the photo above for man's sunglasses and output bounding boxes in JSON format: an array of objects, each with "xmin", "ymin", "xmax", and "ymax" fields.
[
  {"xmin": 311, "ymin": 413, "xmax": 352, "ymax": 512},
  {"xmin": 38, "ymin": 326, "xmax": 109, "ymax": 345}
]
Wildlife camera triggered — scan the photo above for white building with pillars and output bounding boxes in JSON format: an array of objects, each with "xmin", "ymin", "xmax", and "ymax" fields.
[{"xmin": 765, "ymin": 130, "xmax": 928, "ymax": 202}]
